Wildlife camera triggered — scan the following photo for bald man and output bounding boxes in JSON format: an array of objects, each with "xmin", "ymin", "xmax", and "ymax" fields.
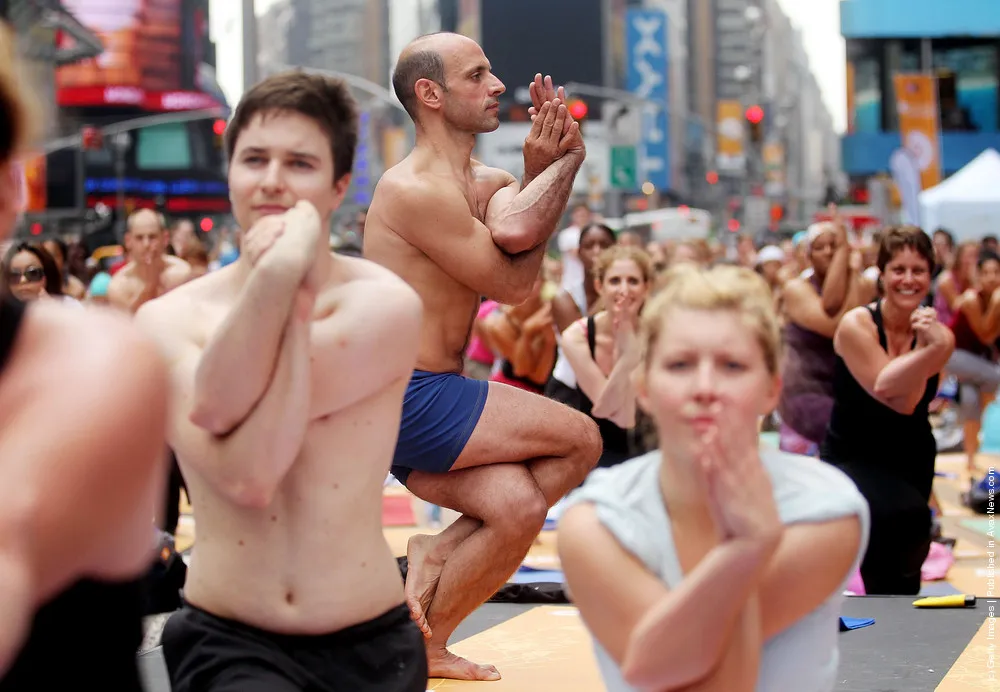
[
  {"xmin": 108, "ymin": 209, "xmax": 193, "ymax": 314},
  {"xmin": 365, "ymin": 33, "xmax": 602, "ymax": 681}
]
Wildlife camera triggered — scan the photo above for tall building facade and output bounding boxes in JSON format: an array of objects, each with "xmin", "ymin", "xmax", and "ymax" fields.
[
  {"xmin": 255, "ymin": 0, "xmax": 393, "ymax": 212},
  {"xmin": 841, "ymin": 0, "xmax": 1000, "ymax": 205}
]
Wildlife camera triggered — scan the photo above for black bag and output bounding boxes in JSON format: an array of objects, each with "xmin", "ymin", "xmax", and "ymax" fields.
[{"xmin": 396, "ymin": 557, "xmax": 569, "ymax": 605}]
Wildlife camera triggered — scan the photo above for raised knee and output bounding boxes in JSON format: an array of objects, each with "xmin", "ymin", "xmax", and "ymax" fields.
[
  {"xmin": 497, "ymin": 485, "xmax": 547, "ymax": 539},
  {"xmin": 571, "ymin": 413, "xmax": 603, "ymax": 470}
]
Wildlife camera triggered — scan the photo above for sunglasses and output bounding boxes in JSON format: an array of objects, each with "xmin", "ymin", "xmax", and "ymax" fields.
[{"xmin": 7, "ymin": 266, "xmax": 44, "ymax": 283}]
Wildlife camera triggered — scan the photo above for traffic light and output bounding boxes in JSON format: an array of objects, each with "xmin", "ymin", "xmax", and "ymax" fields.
[
  {"xmin": 745, "ymin": 105, "xmax": 764, "ymax": 144},
  {"xmin": 706, "ymin": 170, "xmax": 719, "ymax": 185},
  {"xmin": 567, "ymin": 99, "xmax": 589, "ymax": 120},
  {"xmin": 81, "ymin": 125, "xmax": 103, "ymax": 151},
  {"xmin": 213, "ymin": 119, "xmax": 227, "ymax": 148}
]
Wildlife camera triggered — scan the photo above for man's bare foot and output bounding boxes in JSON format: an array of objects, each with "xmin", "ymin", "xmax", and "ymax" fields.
[
  {"xmin": 405, "ymin": 534, "xmax": 444, "ymax": 639},
  {"xmin": 428, "ymin": 649, "xmax": 501, "ymax": 681}
]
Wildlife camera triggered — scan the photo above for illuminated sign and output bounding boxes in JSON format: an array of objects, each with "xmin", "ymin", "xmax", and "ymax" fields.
[
  {"xmin": 57, "ymin": 0, "xmax": 222, "ymax": 112},
  {"xmin": 85, "ymin": 177, "xmax": 228, "ymax": 196}
]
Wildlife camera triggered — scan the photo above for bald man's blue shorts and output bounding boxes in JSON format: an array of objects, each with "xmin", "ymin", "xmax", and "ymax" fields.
[{"xmin": 390, "ymin": 370, "xmax": 489, "ymax": 486}]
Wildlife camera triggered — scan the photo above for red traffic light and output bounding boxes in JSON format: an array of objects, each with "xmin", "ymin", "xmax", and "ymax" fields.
[
  {"xmin": 706, "ymin": 170, "xmax": 719, "ymax": 185},
  {"xmin": 728, "ymin": 218, "xmax": 741, "ymax": 233},
  {"xmin": 567, "ymin": 100, "xmax": 588, "ymax": 120},
  {"xmin": 199, "ymin": 217, "xmax": 214, "ymax": 232},
  {"xmin": 212, "ymin": 119, "xmax": 227, "ymax": 136},
  {"xmin": 745, "ymin": 105, "xmax": 764, "ymax": 125}
]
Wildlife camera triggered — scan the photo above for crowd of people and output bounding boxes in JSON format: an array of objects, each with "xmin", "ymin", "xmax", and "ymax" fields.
[{"xmin": 0, "ymin": 24, "xmax": 997, "ymax": 692}]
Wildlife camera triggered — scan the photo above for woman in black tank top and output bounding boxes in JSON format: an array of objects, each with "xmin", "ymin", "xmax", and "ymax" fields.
[
  {"xmin": 821, "ymin": 227, "xmax": 954, "ymax": 595},
  {"xmin": 560, "ymin": 246, "xmax": 656, "ymax": 467}
]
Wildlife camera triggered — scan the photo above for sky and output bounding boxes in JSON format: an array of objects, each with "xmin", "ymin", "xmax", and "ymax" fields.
[{"xmin": 211, "ymin": 0, "xmax": 847, "ymax": 132}]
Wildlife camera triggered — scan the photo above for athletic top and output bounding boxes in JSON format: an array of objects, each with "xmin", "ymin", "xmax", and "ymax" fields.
[
  {"xmin": 0, "ymin": 294, "xmax": 145, "ymax": 691},
  {"xmin": 549, "ymin": 283, "xmax": 589, "ymax": 388},
  {"xmin": 564, "ymin": 448, "xmax": 870, "ymax": 692},
  {"xmin": 949, "ymin": 294, "xmax": 995, "ymax": 360},
  {"xmin": 821, "ymin": 301, "xmax": 939, "ymax": 500},
  {"xmin": 777, "ymin": 274, "xmax": 837, "ymax": 444}
]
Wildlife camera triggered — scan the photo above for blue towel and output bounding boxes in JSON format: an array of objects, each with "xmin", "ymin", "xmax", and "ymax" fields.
[{"xmin": 839, "ymin": 616, "xmax": 875, "ymax": 631}]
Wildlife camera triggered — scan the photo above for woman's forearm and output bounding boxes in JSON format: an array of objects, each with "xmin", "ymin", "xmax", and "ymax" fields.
[
  {"xmin": 622, "ymin": 540, "xmax": 774, "ymax": 691},
  {"xmin": 592, "ymin": 353, "xmax": 639, "ymax": 426}
]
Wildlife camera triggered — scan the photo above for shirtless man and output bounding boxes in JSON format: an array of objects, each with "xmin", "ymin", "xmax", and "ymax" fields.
[
  {"xmin": 0, "ymin": 38, "xmax": 168, "ymax": 689},
  {"xmin": 134, "ymin": 71, "xmax": 427, "ymax": 691},
  {"xmin": 108, "ymin": 208, "xmax": 192, "ymax": 313},
  {"xmin": 365, "ymin": 33, "xmax": 603, "ymax": 680}
]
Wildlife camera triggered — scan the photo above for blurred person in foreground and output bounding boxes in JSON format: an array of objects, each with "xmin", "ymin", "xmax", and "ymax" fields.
[{"xmin": 0, "ymin": 26, "xmax": 169, "ymax": 689}]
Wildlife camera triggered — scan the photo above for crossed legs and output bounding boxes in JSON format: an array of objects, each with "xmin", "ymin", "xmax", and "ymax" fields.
[{"xmin": 402, "ymin": 382, "xmax": 601, "ymax": 680}]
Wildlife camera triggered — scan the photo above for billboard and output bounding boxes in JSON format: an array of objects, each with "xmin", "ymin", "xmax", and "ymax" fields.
[
  {"xmin": 626, "ymin": 8, "xmax": 670, "ymax": 191},
  {"xmin": 56, "ymin": 0, "xmax": 222, "ymax": 112}
]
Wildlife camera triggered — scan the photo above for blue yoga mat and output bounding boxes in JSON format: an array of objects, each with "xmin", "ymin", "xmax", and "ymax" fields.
[
  {"xmin": 511, "ymin": 568, "xmax": 565, "ymax": 584},
  {"xmin": 980, "ymin": 401, "xmax": 1000, "ymax": 453}
]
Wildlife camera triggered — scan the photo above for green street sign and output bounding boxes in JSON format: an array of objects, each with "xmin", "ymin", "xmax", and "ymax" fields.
[{"xmin": 610, "ymin": 145, "xmax": 637, "ymax": 190}]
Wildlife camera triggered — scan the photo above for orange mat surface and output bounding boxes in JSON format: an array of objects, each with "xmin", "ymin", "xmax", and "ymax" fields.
[{"xmin": 427, "ymin": 606, "xmax": 604, "ymax": 691}]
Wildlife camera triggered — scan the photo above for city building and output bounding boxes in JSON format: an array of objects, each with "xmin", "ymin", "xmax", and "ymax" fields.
[
  {"xmin": 255, "ymin": 0, "xmax": 392, "ymax": 213},
  {"xmin": 841, "ymin": 0, "xmax": 1000, "ymax": 203},
  {"xmin": 16, "ymin": 0, "xmax": 231, "ymax": 238}
]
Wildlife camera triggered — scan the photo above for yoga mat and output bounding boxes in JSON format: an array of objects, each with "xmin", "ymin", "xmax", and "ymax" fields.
[
  {"xmin": 382, "ymin": 494, "xmax": 417, "ymax": 526},
  {"xmin": 511, "ymin": 569, "xmax": 565, "ymax": 584},
  {"xmin": 978, "ymin": 401, "xmax": 1000, "ymax": 454},
  {"xmin": 427, "ymin": 606, "xmax": 604, "ymax": 691},
  {"xmin": 960, "ymin": 518, "xmax": 996, "ymax": 538},
  {"xmin": 936, "ymin": 618, "xmax": 997, "ymax": 690}
]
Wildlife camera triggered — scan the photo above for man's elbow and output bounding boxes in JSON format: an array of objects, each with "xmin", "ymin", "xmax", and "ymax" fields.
[
  {"xmin": 222, "ymin": 476, "xmax": 278, "ymax": 510},
  {"xmin": 491, "ymin": 226, "xmax": 533, "ymax": 256}
]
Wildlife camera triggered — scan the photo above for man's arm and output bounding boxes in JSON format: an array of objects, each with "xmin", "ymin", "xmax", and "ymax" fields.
[
  {"xmin": 187, "ymin": 207, "xmax": 320, "ymax": 434},
  {"xmin": 185, "ymin": 262, "xmax": 305, "ymax": 435},
  {"xmin": 381, "ymin": 162, "xmax": 578, "ymax": 304},
  {"xmin": 139, "ymin": 293, "xmax": 314, "ymax": 509},
  {"xmin": 106, "ymin": 272, "xmax": 156, "ymax": 314},
  {"xmin": 0, "ymin": 317, "xmax": 168, "ymax": 618},
  {"xmin": 486, "ymin": 150, "xmax": 584, "ymax": 256},
  {"xmin": 308, "ymin": 276, "xmax": 422, "ymax": 417}
]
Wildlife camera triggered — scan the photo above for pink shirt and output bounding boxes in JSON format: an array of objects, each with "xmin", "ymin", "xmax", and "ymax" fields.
[{"xmin": 466, "ymin": 300, "xmax": 499, "ymax": 365}]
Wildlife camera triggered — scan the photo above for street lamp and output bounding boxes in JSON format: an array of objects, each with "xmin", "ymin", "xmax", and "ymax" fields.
[{"xmin": 110, "ymin": 132, "xmax": 132, "ymax": 234}]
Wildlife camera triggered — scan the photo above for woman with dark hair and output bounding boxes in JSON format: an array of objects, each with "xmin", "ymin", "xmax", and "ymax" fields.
[
  {"xmin": 546, "ymin": 223, "xmax": 617, "ymax": 402},
  {"xmin": 3, "ymin": 242, "xmax": 62, "ymax": 301},
  {"xmin": 821, "ymin": 226, "xmax": 954, "ymax": 594},
  {"xmin": 944, "ymin": 249, "xmax": 1000, "ymax": 472},
  {"xmin": 934, "ymin": 240, "xmax": 978, "ymax": 324},
  {"xmin": 41, "ymin": 237, "xmax": 86, "ymax": 300},
  {"xmin": 551, "ymin": 223, "xmax": 617, "ymax": 332}
]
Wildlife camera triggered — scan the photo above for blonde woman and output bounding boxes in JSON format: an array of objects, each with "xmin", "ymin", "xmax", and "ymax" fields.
[
  {"xmin": 560, "ymin": 246, "xmax": 654, "ymax": 468},
  {"xmin": 559, "ymin": 264, "xmax": 869, "ymax": 692}
]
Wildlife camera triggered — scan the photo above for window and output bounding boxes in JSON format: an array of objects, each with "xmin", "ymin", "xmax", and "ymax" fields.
[
  {"xmin": 136, "ymin": 122, "xmax": 191, "ymax": 170},
  {"xmin": 933, "ymin": 40, "xmax": 998, "ymax": 131}
]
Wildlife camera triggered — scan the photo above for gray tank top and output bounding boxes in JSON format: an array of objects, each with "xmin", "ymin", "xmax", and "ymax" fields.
[{"xmin": 564, "ymin": 448, "xmax": 870, "ymax": 691}]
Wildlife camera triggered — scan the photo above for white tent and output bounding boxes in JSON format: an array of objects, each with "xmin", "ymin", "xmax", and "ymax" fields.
[{"xmin": 919, "ymin": 148, "xmax": 1000, "ymax": 242}]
